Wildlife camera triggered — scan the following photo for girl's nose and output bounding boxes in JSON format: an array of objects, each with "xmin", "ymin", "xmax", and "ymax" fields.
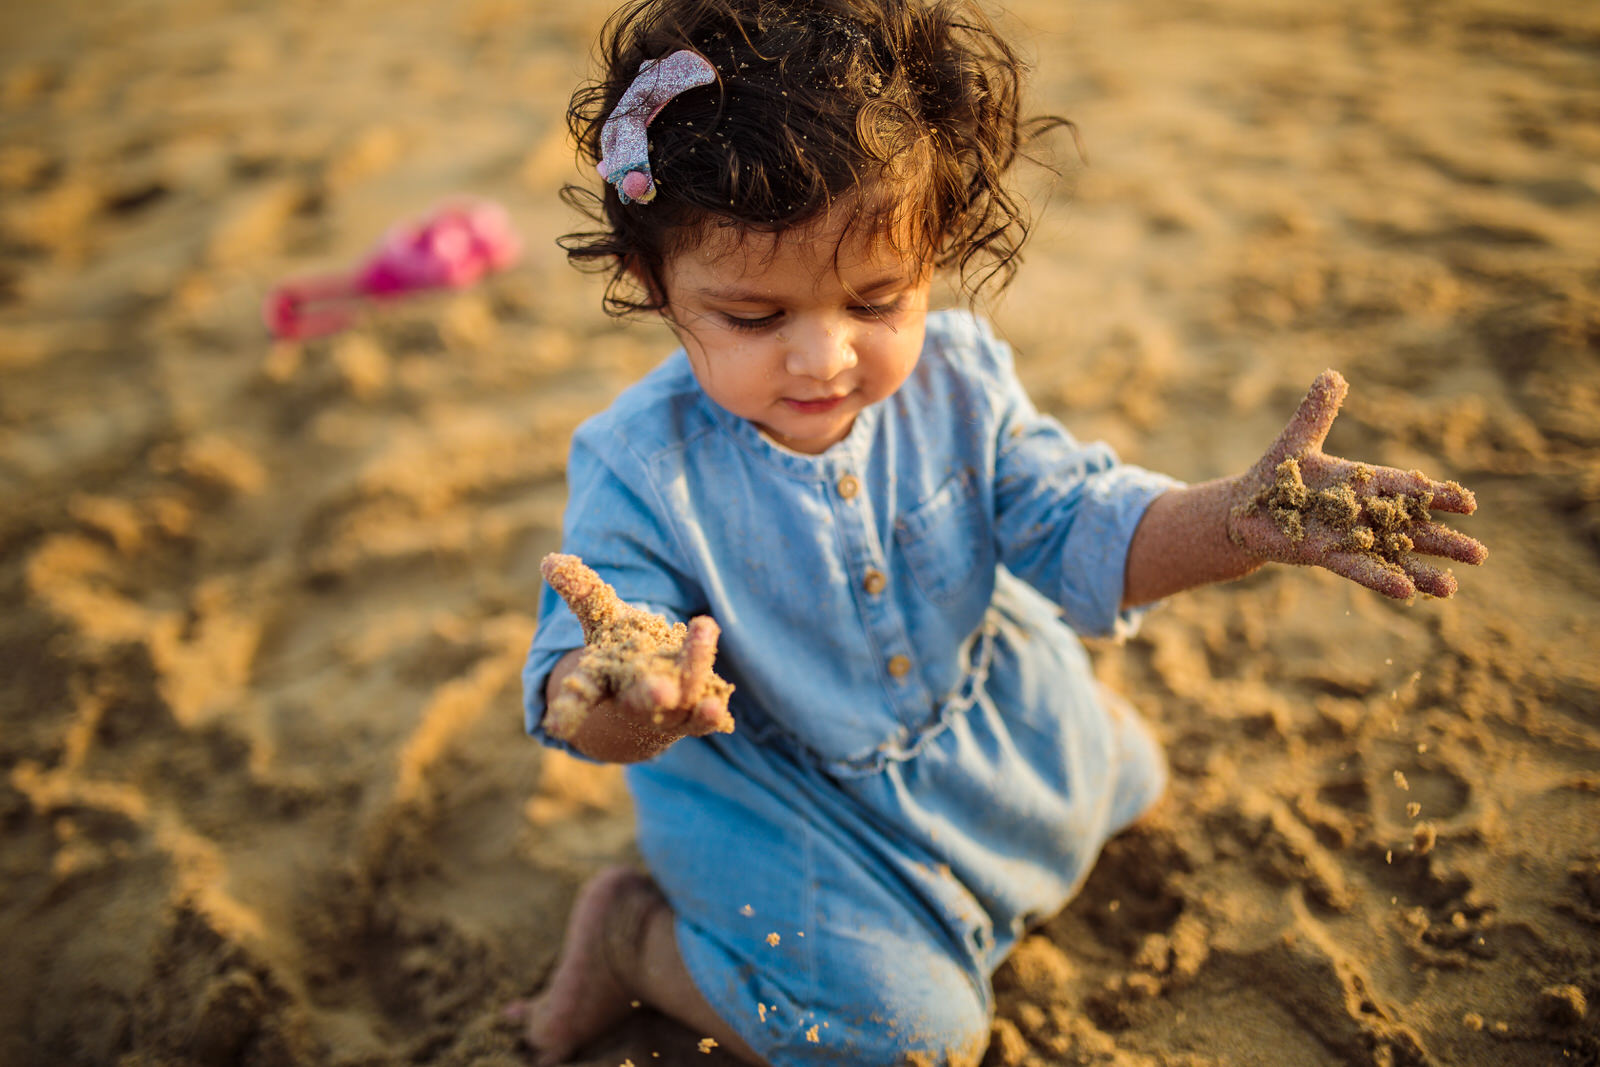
[{"xmin": 785, "ymin": 321, "xmax": 857, "ymax": 381}]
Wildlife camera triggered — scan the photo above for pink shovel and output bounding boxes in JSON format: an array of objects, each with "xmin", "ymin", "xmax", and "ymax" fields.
[{"xmin": 263, "ymin": 198, "xmax": 520, "ymax": 340}]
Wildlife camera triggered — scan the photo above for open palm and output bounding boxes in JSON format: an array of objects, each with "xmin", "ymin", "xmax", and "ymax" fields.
[{"xmin": 1227, "ymin": 371, "xmax": 1487, "ymax": 599}]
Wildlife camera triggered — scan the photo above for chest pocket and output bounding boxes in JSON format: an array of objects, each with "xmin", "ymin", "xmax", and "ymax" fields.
[{"xmin": 894, "ymin": 467, "xmax": 991, "ymax": 605}]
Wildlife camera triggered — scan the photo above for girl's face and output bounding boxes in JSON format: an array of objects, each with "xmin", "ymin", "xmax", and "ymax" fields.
[{"xmin": 656, "ymin": 213, "xmax": 932, "ymax": 454}]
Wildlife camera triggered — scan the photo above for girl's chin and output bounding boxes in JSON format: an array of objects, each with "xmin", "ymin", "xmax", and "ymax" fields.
[{"xmin": 757, "ymin": 415, "xmax": 855, "ymax": 454}]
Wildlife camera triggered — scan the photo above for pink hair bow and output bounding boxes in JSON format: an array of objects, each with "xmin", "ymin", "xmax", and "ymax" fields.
[
  {"xmin": 597, "ymin": 50, "xmax": 716, "ymax": 205},
  {"xmin": 263, "ymin": 198, "xmax": 520, "ymax": 341}
]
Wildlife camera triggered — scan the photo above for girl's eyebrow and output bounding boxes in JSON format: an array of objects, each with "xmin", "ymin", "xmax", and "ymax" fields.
[
  {"xmin": 844, "ymin": 273, "xmax": 911, "ymax": 298},
  {"xmin": 693, "ymin": 286, "xmax": 777, "ymax": 302},
  {"xmin": 695, "ymin": 273, "xmax": 909, "ymax": 303}
]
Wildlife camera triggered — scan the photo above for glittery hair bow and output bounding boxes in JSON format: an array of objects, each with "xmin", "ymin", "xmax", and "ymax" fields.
[{"xmin": 597, "ymin": 50, "xmax": 717, "ymax": 205}]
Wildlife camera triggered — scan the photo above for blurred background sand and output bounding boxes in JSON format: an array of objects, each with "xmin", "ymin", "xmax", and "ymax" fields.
[{"xmin": 1, "ymin": 0, "xmax": 1597, "ymax": 1063}]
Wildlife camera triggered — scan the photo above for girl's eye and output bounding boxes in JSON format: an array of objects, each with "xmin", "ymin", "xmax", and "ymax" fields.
[
  {"xmin": 852, "ymin": 295, "xmax": 906, "ymax": 319},
  {"xmin": 723, "ymin": 312, "xmax": 782, "ymax": 332},
  {"xmin": 719, "ymin": 294, "xmax": 905, "ymax": 332}
]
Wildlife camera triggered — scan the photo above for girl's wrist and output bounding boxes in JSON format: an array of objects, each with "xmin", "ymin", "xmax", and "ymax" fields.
[
  {"xmin": 1189, "ymin": 475, "xmax": 1267, "ymax": 577},
  {"xmin": 1123, "ymin": 477, "xmax": 1266, "ymax": 608}
]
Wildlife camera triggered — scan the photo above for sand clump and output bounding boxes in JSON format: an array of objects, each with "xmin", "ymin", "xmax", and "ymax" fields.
[
  {"xmin": 1539, "ymin": 984, "xmax": 1587, "ymax": 1026},
  {"xmin": 1248, "ymin": 458, "xmax": 1443, "ymax": 565}
]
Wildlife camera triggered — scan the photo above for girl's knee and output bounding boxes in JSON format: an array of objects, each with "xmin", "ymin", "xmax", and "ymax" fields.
[
  {"xmin": 878, "ymin": 997, "xmax": 990, "ymax": 1065},
  {"xmin": 808, "ymin": 954, "xmax": 991, "ymax": 1064}
]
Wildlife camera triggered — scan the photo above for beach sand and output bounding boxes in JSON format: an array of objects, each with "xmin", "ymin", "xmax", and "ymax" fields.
[{"xmin": 1, "ymin": 0, "xmax": 1596, "ymax": 1063}]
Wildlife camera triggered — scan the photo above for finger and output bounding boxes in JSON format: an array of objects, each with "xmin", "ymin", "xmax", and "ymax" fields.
[
  {"xmin": 1346, "ymin": 466, "xmax": 1477, "ymax": 514},
  {"xmin": 1278, "ymin": 370, "xmax": 1349, "ymax": 458},
  {"xmin": 503, "ymin": 1000, "xmax": 530, "ymax": 1022},
  {"xmin": 622, "ymin": 672, "xmax": 683, "ymax": 727},
  {"xmin": 1425, "ymin": 479, "xmax": 1475, "ymax": 514},
  {"xmin": 684, "ymin": 696, "xmax": 735, "ymax": 737},
  {"xmin": 546, "ymin": 673, "xmax": 601, "ymax": 739},
  {"xmin": 562, "ymin": 664, "xmax": 602, "ymax": 702},
  {"xmin": 1409, "ymin": 523, "xmax": 1488, "ymax": 565},
  {"xmin": 541, "ymin": 553, "xmax": 623, "ymax": 642},
  {"xmin": 1319, "ymin": 548, "xmax": 1416, "ymax": 600},
  {"xmin": 678, "ymin": 616, "xmax": 720, "ymax": 707},
  {"xmin": 1399, "ymin": 555, "xmax": 1458, "ymax": 598}
]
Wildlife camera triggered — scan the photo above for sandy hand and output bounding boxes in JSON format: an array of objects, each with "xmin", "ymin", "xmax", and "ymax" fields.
[
  {"xmin": 1226, "ymin": 370, "xmax": 1488, "ymax": 599},
  {"xmin": 540, "ymin": 553, "xmax": 735, "ymax": 741}
]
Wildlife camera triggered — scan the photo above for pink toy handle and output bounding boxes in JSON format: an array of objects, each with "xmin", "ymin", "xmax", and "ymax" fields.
[
  {"xmin": 263, "ymin": 273, "xmax": 363, "ymax": 341},
  {"xmin": 263, "ymin": 198, "xmax": 520, "ymax": 341}
]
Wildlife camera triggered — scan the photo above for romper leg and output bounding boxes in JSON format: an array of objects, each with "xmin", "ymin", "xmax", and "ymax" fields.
[
  {"xmin": 672, "ymin": 879, "xmax": 993, "ymax": 1065},
  {"xmin": 633, "ymin": 744, "xmax": 994, "ymax": 1065},
  {"xmin": 1097, "ymin": 682, "xmax": 1170, "ymax": 833}
]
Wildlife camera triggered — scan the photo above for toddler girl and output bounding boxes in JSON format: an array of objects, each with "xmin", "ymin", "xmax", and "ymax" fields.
[{"xmin": 508, "ymin": 0, "xmax": 1486, "ymax": 1062}]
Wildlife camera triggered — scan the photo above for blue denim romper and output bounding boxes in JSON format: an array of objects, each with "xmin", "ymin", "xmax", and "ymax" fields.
[{"xmin": 523, "ymin": 310, "xmax": 1178, "ymax": 1063}]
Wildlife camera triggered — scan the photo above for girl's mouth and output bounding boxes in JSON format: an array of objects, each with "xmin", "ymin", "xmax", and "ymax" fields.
[{"xmin": 784, "ymin": 394, "xmax": 847, "ymax": 414}]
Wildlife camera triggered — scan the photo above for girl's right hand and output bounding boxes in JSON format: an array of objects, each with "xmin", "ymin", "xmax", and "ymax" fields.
[{"xmin": 540, "ymin": 554, "xmax": 733, "ymax": 762}]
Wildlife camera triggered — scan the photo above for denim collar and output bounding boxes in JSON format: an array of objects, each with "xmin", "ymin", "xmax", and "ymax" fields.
[{"xmin": 698, "ymin": 373, "xmax": 883, "ymax": 481}]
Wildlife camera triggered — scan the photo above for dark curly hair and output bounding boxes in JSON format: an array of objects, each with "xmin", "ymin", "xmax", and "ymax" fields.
[{"xmin": 559, "ymin": 0, "xmax": 1072, "ymax": 315}]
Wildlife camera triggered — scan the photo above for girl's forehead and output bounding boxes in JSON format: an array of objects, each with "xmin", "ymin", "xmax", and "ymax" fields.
[{"xmin": 672, "ymin": 215, "xmax": 920, "ymax": 292}]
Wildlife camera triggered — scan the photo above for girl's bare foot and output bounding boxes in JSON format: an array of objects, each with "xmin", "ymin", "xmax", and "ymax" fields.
[{"xmin": 506, "ymin": 865, "xmax": 663, "ymax": 1066}]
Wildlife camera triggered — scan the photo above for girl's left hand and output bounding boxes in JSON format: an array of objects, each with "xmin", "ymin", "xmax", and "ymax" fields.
[{"xmin": 1226, "ymin": 370, "xmax": 1487, "ymax": 599}]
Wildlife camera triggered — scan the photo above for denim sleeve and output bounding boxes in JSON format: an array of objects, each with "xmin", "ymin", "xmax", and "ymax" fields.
[
  {"xmin": 522, "ymin": 424, "xmax": 696, "ymax": 756},
  {"xmin": 969, "ymin": 320, "xmax": 1183, "ymax": 638}
]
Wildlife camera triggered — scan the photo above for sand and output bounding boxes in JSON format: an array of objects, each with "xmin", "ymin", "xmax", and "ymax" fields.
[
  {"xmin": 1, "ymin": 0, "xmax": 1596, "ymax": 1064},
  {"xmin": 1245, "ymin": 457, "xmax": 1433, "ymax": 563}
]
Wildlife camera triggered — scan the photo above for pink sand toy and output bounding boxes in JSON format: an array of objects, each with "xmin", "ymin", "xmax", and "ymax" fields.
[{"xmin": 263, "ymin": 198, "xmax": 521, "ymax": 340}]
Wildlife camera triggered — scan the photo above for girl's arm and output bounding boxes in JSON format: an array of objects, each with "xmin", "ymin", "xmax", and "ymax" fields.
[
  {"xmin": 1122, "ymin": 477, "xmax": 1262, "ymax": 608},
  {"xmin": 1122, "ymin": 371, "xmax": 1486, "ymax": 609}
]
